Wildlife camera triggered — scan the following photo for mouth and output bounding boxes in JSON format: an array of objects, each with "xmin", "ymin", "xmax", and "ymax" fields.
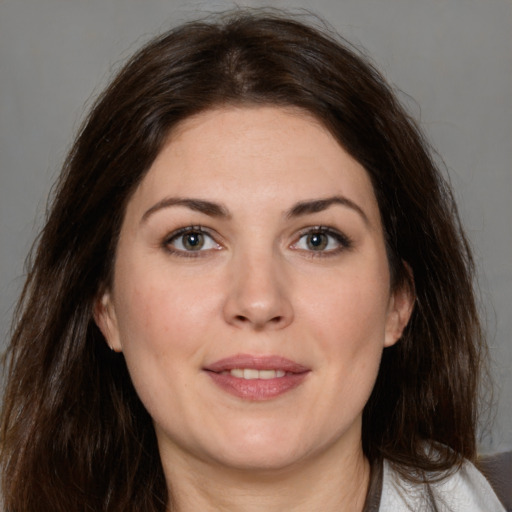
[
  {"xmin": 204, "ymin": 354, "xmax": 310, "ymax": 401},
  {"xmin": 221, "ymin": 368, "xmax": 287, "ymax": 379}
]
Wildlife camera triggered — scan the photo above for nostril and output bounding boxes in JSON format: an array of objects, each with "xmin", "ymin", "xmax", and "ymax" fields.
[{"xmin": 233, "ymin": 314, "xmax": 283, "ymax": 326}]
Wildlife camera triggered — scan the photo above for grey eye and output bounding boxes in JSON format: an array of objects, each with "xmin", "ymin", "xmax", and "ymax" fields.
[
  {"xmin": 181, "ymin": 232, "xmax": 205, "ymax": 250},
  {"xmin": 294, "ymin": 229, "xmax": 346, "ymax": 252},
  {"xmin": 167, "ymin": 229, "xmax": 219, "ymax": 252},
  {"xmin": 305, "ymin": 232, "xmax": 329, "ymax": 251}
]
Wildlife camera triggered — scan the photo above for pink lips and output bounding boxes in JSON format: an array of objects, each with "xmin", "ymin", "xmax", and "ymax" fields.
[{"xmin": 204, "ymin": 354, "xmax": 310, "ymax": 401}]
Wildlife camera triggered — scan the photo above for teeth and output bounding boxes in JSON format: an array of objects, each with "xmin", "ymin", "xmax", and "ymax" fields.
[
  {"xmin": 244, "ymin": 368, "xmax": 259, "ymax": 380},
  {"xmin": 258, "ymin": 370, "xmax": 277, "ymax": 379},
  {"xmin": 226, "ymin": 369, "xmax": 286, "ymax": 379}
]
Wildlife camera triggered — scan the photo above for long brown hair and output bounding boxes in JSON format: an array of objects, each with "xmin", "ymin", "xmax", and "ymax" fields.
[{"xmin": 1, "ymin": 10, "xmax": 484, "ymax": 511}]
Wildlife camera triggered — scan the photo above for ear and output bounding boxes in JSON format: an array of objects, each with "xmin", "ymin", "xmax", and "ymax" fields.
[
  {"xmin": 93, "ymin": 290, "xmax": 122, "ymax": 352},
  {"xmin": 384, "ymin": 270, "xmax": 415, "ymax": 348}
]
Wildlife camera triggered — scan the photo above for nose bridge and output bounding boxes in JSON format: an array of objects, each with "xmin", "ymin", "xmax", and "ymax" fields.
[{"xmin": 223, "ymin": 240, "xmax": 293, "ymax": 330}]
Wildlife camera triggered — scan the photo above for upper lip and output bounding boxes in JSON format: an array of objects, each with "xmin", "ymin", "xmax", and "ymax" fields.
[{"xmin": 204, "ymin": 354, "xmax": 310, "ymax": 373}]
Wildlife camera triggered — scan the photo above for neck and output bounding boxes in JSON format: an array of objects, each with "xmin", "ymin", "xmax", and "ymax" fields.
[{"xmin": 161, "ymin": 442, "xmax": 370, "ymax": 512}]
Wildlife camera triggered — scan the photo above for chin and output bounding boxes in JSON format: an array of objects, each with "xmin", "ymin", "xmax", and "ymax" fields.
[
  {"xmin": 199, "ymin": 424, "xmax": 326, "ymax": 474},
  {"xmin": 212, "ymin": 444, "xmax": 307, "ymax": 474}
]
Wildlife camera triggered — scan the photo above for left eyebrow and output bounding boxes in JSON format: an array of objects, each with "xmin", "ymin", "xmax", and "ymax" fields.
[{"xmin": 285, "ymin": 196, "xmax": 370, "ymax": 226}]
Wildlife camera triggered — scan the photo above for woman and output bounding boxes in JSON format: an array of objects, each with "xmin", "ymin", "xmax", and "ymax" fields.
[{"xmin": 0, "ymin": 11, "xmax": 505, "ymax": 512}]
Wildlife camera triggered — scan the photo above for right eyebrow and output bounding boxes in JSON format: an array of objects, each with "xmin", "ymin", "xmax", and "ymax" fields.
[{"xmin": 141, "ymin": 197, "xmax": 230, "ymax": 224}]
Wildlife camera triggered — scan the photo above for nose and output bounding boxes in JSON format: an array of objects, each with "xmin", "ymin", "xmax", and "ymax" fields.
[{"xmin": 223, "ymin": 249, "xmax": 294, "ymax": 330}]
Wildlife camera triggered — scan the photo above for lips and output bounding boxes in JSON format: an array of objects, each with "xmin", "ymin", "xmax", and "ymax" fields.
[{"xmin": 204, "ymin": 354, "xmax": 310, "ymax": 401}]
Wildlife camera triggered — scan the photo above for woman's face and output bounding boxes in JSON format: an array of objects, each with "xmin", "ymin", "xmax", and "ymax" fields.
[{"xmin": 96, "ymin": 106, "xmax": 412, "ymax": 473}]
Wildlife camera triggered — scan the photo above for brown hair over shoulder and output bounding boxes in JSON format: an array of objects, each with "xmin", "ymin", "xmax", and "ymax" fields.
[{"xmin": 1, "ymin": 10, "xmax": 485, "ymax": 511}]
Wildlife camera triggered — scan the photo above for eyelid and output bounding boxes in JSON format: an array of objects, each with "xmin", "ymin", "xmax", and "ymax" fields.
[
  {"xmin": 163, "ymin": 225, "xmax": 222, "ymax": 257},
  {"xmin": 290, "ymin": 226, "xmax": 353, "ymax": 255}
]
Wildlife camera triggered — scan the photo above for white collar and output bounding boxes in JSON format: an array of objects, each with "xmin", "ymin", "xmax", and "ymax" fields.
[{"xmin": 379, "ymin": 458, "xmax": 506, "ymax": 511}]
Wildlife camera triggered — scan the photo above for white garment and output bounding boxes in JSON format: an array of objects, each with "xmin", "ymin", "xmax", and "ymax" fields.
[{"xmin": 380, "ymin": 458, "xmax": 506, "ymax": 511}]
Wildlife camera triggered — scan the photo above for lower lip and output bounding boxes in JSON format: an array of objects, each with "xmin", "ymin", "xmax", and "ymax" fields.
[{"xmin": 206, "ymin": 371, "xmax": 309, "ymax": 401}]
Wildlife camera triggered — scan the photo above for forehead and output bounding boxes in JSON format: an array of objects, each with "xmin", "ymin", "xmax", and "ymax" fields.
[{"xmin": 126, "ymin": 106, "xmax": 380, "ymax": 224}]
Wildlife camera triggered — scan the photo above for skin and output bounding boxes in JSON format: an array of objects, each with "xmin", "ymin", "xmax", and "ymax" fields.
[{"xmin": 95, "ymin": 106, "xmax": 413, "ymax": 512}]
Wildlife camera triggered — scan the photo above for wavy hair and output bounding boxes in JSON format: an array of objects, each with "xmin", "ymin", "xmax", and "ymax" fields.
[{"xmin": 1, "ymin": 10, "xmax": 484, "ymax": 511}]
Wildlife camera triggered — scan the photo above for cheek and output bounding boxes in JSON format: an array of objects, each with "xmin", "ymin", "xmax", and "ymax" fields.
[
  {"xmin": 297, "ymin": 266, "xmax": 390, "ymax": 385},
  {"xmin": 110, "ymin": 267, "xmax": 216, "ymax": 419},
  {"xmin": 300, "ymin": 270, "xmax": 390, "ymax": 345},
  {"xmin": 112, "ymin": 261, "xmax": 220, "ymax": 366}
]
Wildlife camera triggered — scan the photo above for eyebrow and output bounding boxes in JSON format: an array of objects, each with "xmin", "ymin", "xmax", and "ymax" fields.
[
  {"xmin": 141, "ymin": 194, "xmax": 369, "ymax": 226},
  {"xmin": 141, "ymin": 197, "xmax": 230, "ymax": 223},
  {"xmin": 285, "ymin": 196, "xmax": 370, "ymax": 226}
]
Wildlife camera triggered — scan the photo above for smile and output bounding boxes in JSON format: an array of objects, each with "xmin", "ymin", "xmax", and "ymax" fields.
[
  {"xmin": 221, "ymin": 369, "xmax": 286, "ymax": 379},
  {"xmin": 204, "ymin": 354, "xmax": 310, "ymax": 400}
]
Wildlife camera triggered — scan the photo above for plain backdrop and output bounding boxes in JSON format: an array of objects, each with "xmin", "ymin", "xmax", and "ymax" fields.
[{"xmin": 1, "ymin": 0, "xmax": 511, "ymax": 452}]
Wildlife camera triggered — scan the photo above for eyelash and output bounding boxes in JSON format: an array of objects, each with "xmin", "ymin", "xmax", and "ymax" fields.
[
  {"xmin": 163, "ymin": 226, "xmax": 221, "ymax": 258},
  {"xmin": 291, "ymin": 226, "xmax": 353, "ymax": 257},
  {"xmin": 162, "ymin": 225, "xmax": 353, "ymax": 258}
]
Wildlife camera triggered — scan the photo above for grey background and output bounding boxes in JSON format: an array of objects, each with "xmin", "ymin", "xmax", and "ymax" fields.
[{"xmin": 1, "ymin": 0, "xmax": 511, "ymax": 452}]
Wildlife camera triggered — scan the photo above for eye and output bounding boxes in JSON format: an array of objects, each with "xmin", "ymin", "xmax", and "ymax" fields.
[
  {"xmin": 164, "ymin": 227, "xmax": 221, "ymax": 255},
  {"xmin": 292, "ymin": 227, "xmax": 352, "ymax": 254}
]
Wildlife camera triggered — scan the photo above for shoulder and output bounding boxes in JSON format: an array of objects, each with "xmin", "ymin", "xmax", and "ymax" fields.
[{"xmin": 380, "ymin": 458, "xmax": 506, "ymax": 512}]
